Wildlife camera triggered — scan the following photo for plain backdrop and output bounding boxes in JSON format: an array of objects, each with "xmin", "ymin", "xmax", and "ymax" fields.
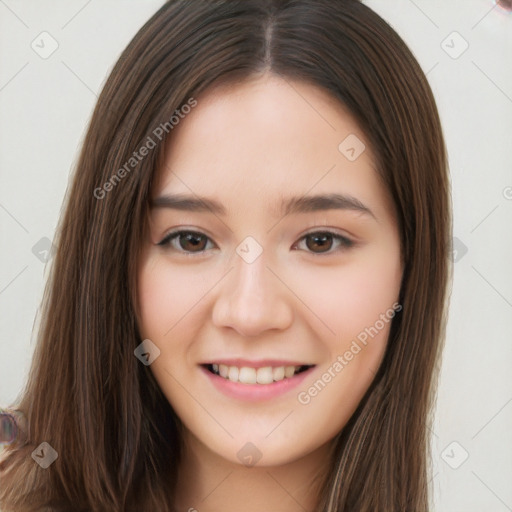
[{"xmin": 0, "ymin": 1, "xmax": 511, "ymax": 510}]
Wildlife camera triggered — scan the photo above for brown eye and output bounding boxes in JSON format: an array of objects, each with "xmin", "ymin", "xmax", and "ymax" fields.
[
  {"xmin": 157, "ymin": 230, "xmax": 213, "ymax": 253},
  {"xmin": 306, "ymin": 233, "xmax": 333, "ymax": 253},
  {"xmin": 295, "ymin": 231, "xmax": 354, "ymax": 255},
  {"xmin": 178, "ymin": 232, "xmax": 208, "ymax": 252}
]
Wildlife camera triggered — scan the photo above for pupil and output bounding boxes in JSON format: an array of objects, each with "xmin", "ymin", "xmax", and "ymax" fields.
[
  {"xmin": 182, "ymin": 233, "xmax": 205, "ymax": 251},
  {"xmin": 308, "ymin": 233, "xmax": 332, "ymax": 253}
]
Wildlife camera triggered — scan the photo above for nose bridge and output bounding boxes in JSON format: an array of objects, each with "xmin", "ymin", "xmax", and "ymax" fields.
[
  {"xmin": 211, "ymin": 238, "xmax": 293, "ymax": 336},
  {"xmin": 234, "ymin": 242, "xmax": 273, "ymax": 300}
]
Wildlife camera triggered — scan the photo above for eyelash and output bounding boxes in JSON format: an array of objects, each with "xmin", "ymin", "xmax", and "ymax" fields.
[{"xmin": 156, "ymin": 229, "xmax": 355, "ymax": 256}]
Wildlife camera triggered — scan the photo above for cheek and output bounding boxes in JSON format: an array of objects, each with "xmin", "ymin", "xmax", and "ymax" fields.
[
  {"xmin": 137, "ymin": 255, "xmax": 212, "ymax": 339},
  {"xmin": 342, "ymin": 249, "xmax": 402, "ymax": 338},
  {"xmin": 290, "ymin": 244, "xmax": 402, "ymax": 341},
  {"xmin": 136, "ymin": 256, "xmax": 207, "ymax": 408},
  {"xmin": 292, "ymin": 246, "xmax": 401, "ymax": 438}
]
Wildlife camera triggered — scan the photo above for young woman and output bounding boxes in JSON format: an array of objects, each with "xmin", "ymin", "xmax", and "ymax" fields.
[{"xmin": 0, "ymin": 0, "xmax": 451, "ymax": 510}]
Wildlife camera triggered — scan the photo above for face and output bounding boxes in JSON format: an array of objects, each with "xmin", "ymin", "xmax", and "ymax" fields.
[{"xmin": 137, "ymin": 74, "xmax": 403, "ymax": 467}]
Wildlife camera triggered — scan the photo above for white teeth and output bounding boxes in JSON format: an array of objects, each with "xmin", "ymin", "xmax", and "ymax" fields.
[
  {"xmin": 285, "ymin": 366, "xmax": 296, "ymax": 378},
  {"xmin": 209, "ymin": 364, "xmax": 309, "ymax": 384},
  {"xmin": 239, "ymin": 367, "xmax": 257, "ymax": 384},
  {"xmin": 228, "ymin": 366, "xmax": 239, "ymax": 382},
  {"xmin": 256, "ymin": 367, "xmax": 274, "ymax": 384},
  {"xmin": 273, "ymin": 366, "xmax": 285, "ymax": 381}
]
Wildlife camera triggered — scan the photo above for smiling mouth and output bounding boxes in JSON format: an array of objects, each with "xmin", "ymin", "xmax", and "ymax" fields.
[{"xmin": 203, "ymin": 363, "xmax": 314, "ymax": 385}]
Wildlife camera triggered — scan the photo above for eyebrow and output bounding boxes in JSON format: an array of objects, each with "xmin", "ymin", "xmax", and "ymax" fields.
[{"xmin": 151, "ymin": 192, "xmax": 375, "ymax": 219}]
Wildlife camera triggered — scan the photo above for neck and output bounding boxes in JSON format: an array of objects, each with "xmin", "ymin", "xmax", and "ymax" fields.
[{"xmin": 174, "ymin": 432, "xmax": 335, "ymax": 512}]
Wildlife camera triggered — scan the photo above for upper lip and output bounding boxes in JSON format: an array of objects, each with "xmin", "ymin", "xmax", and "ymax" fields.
[{"xmin": 200, "ymin": 359, "xmax": 314, "ymax": 368}]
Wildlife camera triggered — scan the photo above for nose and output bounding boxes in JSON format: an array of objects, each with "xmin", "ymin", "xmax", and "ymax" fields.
[{"xmin": 211, "ymin": 248, "xmax": 294, "ymax": 337}]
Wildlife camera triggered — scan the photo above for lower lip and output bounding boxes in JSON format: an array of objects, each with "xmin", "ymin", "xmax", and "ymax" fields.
[{"xmin": 200, "ymin": 365, "xmax": 316, "ymax": 402}]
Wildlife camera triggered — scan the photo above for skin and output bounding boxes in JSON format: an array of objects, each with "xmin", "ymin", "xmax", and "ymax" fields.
[{"xmin": 137, "ymin": 73, "xmax": 403, "ymax": 512}]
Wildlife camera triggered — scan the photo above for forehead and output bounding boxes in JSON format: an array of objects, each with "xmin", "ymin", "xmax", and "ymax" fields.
[{"xmin": 153, "ymin": 74, "xmax": 391, "ymax": 220}]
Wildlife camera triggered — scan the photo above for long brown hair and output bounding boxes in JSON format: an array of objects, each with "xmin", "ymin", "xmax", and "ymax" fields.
[{"xmin": 0, "ymin": 1, "xmax": 451, "ymax": 510}]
